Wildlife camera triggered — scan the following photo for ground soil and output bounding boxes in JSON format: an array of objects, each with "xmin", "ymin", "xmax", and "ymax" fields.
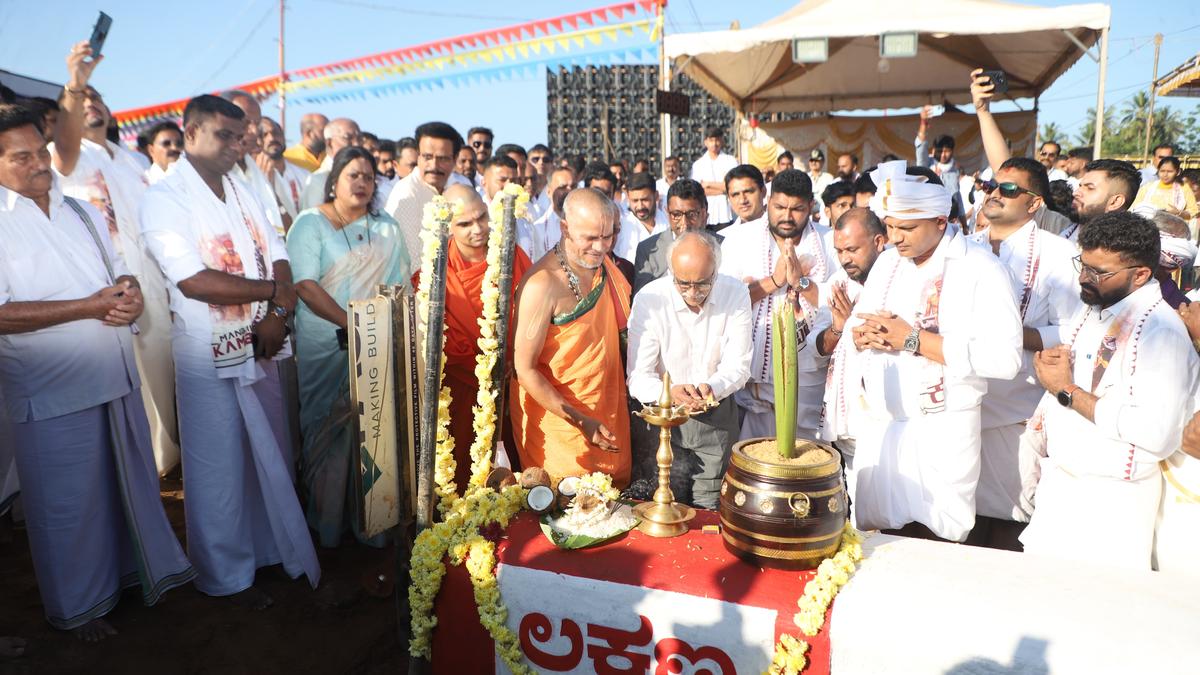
[
  {"xmin": 0, "ymin": 476, "xmax": 407, "ymax": 675},
  {"xmin": 743, "ymin": 440, "xmax": 833, "ymax": 465}
]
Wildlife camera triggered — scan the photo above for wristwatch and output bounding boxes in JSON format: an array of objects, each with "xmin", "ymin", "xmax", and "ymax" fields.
[
  {"xmin": 794, "ymin": 276, "xmax": 812, "ymax": 291},
  {"xmin": 902, "ymin": 325, "xmax": 921, "ymax": 354},
  {"xmin": 269, "ymin": 304, "xmax": 289, "ymax": 320},
  {"xmin": 1056, "ymin": 384, "xmax": 1081, "ymax": 408}
]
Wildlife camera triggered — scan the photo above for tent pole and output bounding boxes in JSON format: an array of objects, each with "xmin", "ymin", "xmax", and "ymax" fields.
[
  {"xmin": 658, "ymin": 0, "xmax": 671, "ymax": 171},
  {"xmin": 1092, "ymin": 26, "xmax": 1110, "ymax": 154},
  {"xmin": 1141, "ymin": 33, "xmax": 1163, "ymax": 164},
  {"xmin": 278, "ymin": 0, "xmax": 286, "ymax": 133}
]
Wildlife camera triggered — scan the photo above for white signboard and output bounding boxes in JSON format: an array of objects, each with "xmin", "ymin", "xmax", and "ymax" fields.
[{"xmin": 495, "ymin": 564, "xmax": 776, "ymax": 674}]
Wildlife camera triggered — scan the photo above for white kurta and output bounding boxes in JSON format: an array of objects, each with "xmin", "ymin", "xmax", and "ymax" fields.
[
  {"xmin": 816, "ymin": 269, "xmax": 866, "ymax": 458},
  {"xmin": 55, "ymin": 138, "xmax": 181, "ymax": 474},
  {"xmin": 691, "ymin": 152, "xmax": 738, "ymax": 225},
  {"xmin": 613, "ymin": 208, "xmax": 668, "ymax": 264},
  {"xmin": 967, "ymin": 221, "xmax": 1081, "ymax": 521},
  {"xmin": 301, "ymin": 155, "xmax": 333, "ymax": 211},
  {"xmin": 232, "ymin": 157, "xmax": 285, "ymax": 237},
  {"xmin": 0, "ymin": 182, "xmax": 194, "ymax": 628},
  {"xmin": 269, "ymin": 160, "xmax": 311, "ymax": 221},
  {"xmin": 383, "ymin": 170, "xmax": 438, "ymax": 270},
  {"xmin": 141, "ymin": 158, "xmax": 320, "ymax": 595},
  {"xmin": 1021, "ymin": 281, "xmax": 1200, "ymax": 570},
  {"xmin": 847, "ymin": 231, "xmax": 1023, "ymax": 541},
  {"xmin": 719, "ymin": 217, "xmax": 839, "ymax": 441}
]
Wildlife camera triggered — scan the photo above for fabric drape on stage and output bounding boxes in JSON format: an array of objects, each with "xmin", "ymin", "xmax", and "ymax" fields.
[{"xmin": 758, "ymin": 110, "xmax": 1036, "ymax": 175}]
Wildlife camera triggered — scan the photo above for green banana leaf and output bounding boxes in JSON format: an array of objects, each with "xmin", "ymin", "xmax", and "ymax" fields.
[{"xmin": 539, "ymin": 503, "xmax": 639, "ymax": 550}]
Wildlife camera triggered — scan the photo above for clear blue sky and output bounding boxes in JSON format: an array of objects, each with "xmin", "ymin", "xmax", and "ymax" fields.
[{"xmin": 2, "ymin": 0, "xmax": 1198, "ymax": 150}]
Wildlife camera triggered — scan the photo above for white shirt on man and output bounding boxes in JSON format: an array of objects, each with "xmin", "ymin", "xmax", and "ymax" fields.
[
  {"xmin": 614, "ymin": 208, "xmax": 668, "ymax": 264},
  {"xmin": 1156, "ymin": 394, "xmax": 1200, "ymax": 575},
  {"xmin": 967, "ymin": 221, "xmax": 1081, "ymax": 521},
  {"xmin": 1021, "ymin": 281, "xmax": 1200, "ymax": 569},
  {"xmin": 691, "ymin": 152, "xmax": 738, "ymax": 225},
  {"xmin": 656, "ymin": 177, "xmax": 674, "ymax": 212},
  {"xmin": 383, "ymin": 169, "xmax": 438, "ymax": 270},
  {"xmin": 719, "ymin": 216, "xmax": 839, "ymax": 439},
  {"xmin": 626, "ymin": 273, "xmax": 753, "ymax": 404},
  {"xmin": 0, "ymin": 181, "xmax": 137, "ymax": 422},
  {"xmin": 846, "ymin": 230, "xmax": 1023, "ymax": 541}
]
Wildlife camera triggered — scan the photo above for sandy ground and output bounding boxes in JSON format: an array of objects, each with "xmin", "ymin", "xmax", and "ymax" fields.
[{"xmin": 0, "ymin": 477, "xmax": 407, "ymax": 675}]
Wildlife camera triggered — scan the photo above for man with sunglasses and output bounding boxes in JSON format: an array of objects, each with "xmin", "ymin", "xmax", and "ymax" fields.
[
  {"xmin": 847, "ymin": 161, "xmax": 1023, "ymax": 542},
  {"xmin": 719, "ymin": 169, "xmax": 840, "ymax": 442},
  {"xmin": 965, "ymin": 157, "xmax": 1082, "ymax": 550},
  {"xmin": 1021, "ymin": 211, "xmax": 1199, "ymax": 570},
  {"xmin": 626, "ymin": 231, "xmax": 751, "ymax": 509},
  {"xmin": 1038, "ymin": 141, "xmax": 1067, "ymax": 182},
  {"xmin": 631, "ymin": 178, "xmax": 710, "ymax": 296}
]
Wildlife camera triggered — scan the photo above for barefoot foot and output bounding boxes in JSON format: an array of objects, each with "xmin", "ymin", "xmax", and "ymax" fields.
[
  {"xmin": 230, "ymin": 586, "xmax": 273, "ymax": 610},
  {"xmin": 71, "ymin": 619, "xmax": 117, "ymax": 643}
]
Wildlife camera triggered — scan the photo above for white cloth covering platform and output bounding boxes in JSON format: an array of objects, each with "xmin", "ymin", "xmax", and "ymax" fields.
[{"xmin": 831, "ymin": 533, "xmax": 1200, "ymax": 674}]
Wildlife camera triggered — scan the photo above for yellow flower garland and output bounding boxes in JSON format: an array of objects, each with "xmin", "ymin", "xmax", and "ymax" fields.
[
  {"xmin": 764, "ymin": 522, "xmax": 866, "ymax": 675},
  {"xmin": 464, "ymin": 183, "xmax": 532, "ymax": 494},
  {"xmin": 409, "ymin": 187, "xmax": 536, "ymax": 671}
]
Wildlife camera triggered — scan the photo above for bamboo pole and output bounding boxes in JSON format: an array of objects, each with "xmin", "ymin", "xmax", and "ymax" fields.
[
  {"xmin": 1093, "ymin": 26, "xmax": 1110, "ymax": 154},
  {"xmin": 658, "ymin": 0, "xmax": 671, "ymax": 171},
  {"xmin": 1142, "ymin": 33, "xmax": 1164, "ymax": 166},
  {"xmin": 489, "ymin": 194, "xmax": 519, "ymax": 452},
  {"xmin": 415, "ymin": 217, "xmax": 451, "ymax": 534},
  {"xmin": 278, "ymin": 0, "xmax": 286, "ymax": 132}
]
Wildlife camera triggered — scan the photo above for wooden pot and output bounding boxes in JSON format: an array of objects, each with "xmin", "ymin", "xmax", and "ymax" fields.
[{"xmin": 718, "ymin": 436, "xmax": 847, "ymax": 570}]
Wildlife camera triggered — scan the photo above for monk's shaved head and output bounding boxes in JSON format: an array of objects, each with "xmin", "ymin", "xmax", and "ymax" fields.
[
  {"xmin": 444, "ymin": 183, "xmax": 484, "ymax": 212},
  {"xmin": 560, "ymin": 187, "xmax": 615, "ymax": 270},
  {"xmin": 445, "ymin": 184, "xmax": 489, "ymax": 255}
]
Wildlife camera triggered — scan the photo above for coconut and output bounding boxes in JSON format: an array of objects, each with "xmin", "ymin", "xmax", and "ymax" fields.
[
  {"xmin": 518, "ymin": 466, "xmax": 551, "ymax": 489},
  {"xmin": 525, "ymin": 484, "xmax": 555, "ymax": 514},
  {"xmin": 556, "ymin": 475, "xmax": 580, "ymax": 510},
  {"xmin": 485, "ymin": 467, "xmax": 517, "ymax": 490}
]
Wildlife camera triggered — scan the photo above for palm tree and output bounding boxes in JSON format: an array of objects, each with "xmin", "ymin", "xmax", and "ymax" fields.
[
  {"xmin": 1038, "ymin": 122, "xmax": 1064, "ymax": 146},
  {"xmin": 1076, "ymin": 107, "xmax": 1119, "ymax": 154}
]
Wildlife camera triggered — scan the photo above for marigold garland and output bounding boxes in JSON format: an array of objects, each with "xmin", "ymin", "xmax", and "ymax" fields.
[
  {"xmin": 764, "ymin": 522, "xmax": 866, "ymax": 675},
  {"xmin": 409, "ymin": 188, "xmax": 536, "ymax": 672},
  {"xmin": 464, "ymin": 183, "xmax": 531, "ymax": 494}
]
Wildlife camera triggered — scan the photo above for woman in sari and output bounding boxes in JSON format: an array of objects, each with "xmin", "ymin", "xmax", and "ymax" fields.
[
  {"xmin": 286, "ymin": 146, "xmax": 412, "ymax": 547},
  {"xmin": 1134, "ymin": 156, "xmax": 1198, "ymax": 238}
]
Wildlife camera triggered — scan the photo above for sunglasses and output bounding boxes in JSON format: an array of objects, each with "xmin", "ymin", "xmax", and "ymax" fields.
[
  {"xmin": 471, "ymin": 140, "xmax": 492, "ymax": 149},
  {"xmin": 980, "ymin": 179, "xmax": 1039, "ymax": 199}
]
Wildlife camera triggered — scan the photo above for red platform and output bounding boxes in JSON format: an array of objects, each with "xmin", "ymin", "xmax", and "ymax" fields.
[{"xmin": 432, "ymin": 508, "xmax": 832, "ymax": 674}]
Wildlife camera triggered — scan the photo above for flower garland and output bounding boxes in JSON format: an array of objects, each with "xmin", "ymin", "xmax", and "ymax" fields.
[
  {"xmin": 416, "ymin": 197, "xmax": 461, "ymax": 515},
  {"xmin": 464, "ymin": 183, "xmax": 532, "ymax": 494},
  {"xmin": 765, "ymin": 522, "xmax": 866, "ymax": 675},
  {"xmin": 409, "ymin": 186, "xmax": 536, "ymax": 672},
  {"xmin": 408, "ymin": 485, "xmax": 528, "ymax": 665}
]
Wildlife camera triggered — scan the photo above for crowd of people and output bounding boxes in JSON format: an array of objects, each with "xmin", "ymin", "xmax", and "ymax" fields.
[{"xmin": 2, "ymin": 43, "xmax": 1199, "ymax": 649}]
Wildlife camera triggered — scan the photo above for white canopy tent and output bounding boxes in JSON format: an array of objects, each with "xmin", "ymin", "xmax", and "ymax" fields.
[{"xmin": 664, "ymin": 0, "xmax": 1112, "ymax": 149}]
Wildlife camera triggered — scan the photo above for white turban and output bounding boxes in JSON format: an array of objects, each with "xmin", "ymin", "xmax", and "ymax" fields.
[
  {"xmin": 868, "ymin": 160, "xmax": 952, "ymax": 221},
  {"xmin": 1160, "ymin": 232, "xmax": 1199, "ymax": 270}
]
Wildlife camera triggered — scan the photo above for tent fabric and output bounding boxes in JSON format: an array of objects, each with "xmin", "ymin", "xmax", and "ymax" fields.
[
  {"xmin": 665, "ymin": 0, "xmax": 1111, "ymax": 114},
  {"xmin": 759, "ymin": 110, "xmax": 1037, "ymax": 175},
  {"xmin": 1156, "ymin": 54, "xmax": 1200, "ymax": 98}
]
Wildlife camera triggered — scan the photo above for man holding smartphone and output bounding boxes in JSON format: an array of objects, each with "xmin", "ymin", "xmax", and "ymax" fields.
[{"xmin": 49, "ymin": 41, "xmax": 182, "ymax": 476}]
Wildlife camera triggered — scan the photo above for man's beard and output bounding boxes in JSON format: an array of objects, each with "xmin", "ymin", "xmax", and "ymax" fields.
[
  {"xmin": 265, "ymin": 145, "xmax": 284, "ymax": 160},
  {"xmin": 310, "ymin": 138, "xmax": 326, "ymax": 155},
  {"xmin": 844, "ymin": 262, "xmax": 869, "ymax": 284},
  {"xmin": 1075, "ymin": 201, "xmax": 1105, "ymax": 225},
  {"xmin": 633, "ymin": 207, "xmax": 652, "ymax": 223},
  {"xmin": 837, "ymin": 170, "xmax": 852, "ymax": 180},
  {"xmin": 1079, "ymin": 278, "xmax": 1132, "ymax": 308},
  {"xmin": 768, "ymin": 219, "xmax": 805, "ymax": 240}
]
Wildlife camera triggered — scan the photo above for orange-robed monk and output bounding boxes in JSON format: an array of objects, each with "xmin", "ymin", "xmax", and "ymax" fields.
[
  {"xmin": 510, "ymin": 187, "xmax": 633, "ymax": 486},
  {"xmin": 441, "ymin": 185, "xmax": 531, "ymax": 490}
]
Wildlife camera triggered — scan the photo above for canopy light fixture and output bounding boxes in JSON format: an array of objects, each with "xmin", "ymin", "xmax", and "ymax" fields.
[
  {"xmin": 792, "ymin": 37, "xmax": 829, "ymax": 63},
  {"xmin": 880, "ymin": 32, "xmax": 919, "ymax": 58}
]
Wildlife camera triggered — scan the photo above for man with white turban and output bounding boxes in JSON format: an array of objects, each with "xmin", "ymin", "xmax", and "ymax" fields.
[{"xmin": 846, "ymin": 161, "xmax": 1023, "ymax": 541}]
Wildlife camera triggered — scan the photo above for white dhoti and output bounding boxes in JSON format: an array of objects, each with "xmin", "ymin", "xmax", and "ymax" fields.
[
  {"xmin": 175, "ymin": 343, "xmax": 319, "ymax": 595},
  {"xmin": 853, "ymin": 409, "xmax": 981, "ymax": 542},
  {"xmin": 1154, "ymin": 454, "xmax": 1200, "ymax": 574},
  {"xmin": 976, "ymin": 423, "xmax": 1031, "ymax": 522},
  {"xmin": 132, "ymin": 259, "xmax": 181, "ymax": 475},
  {"xmin": 736, "ymin": 381, "xmax": 824, "ymax": 442},
  {"xmin": 11, "ymin": 391, "xmax": 194, "ymax": 629},
  {"xmin": 1020, "ymin": 459, "xmax": 1161, "ymax": 571}
]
